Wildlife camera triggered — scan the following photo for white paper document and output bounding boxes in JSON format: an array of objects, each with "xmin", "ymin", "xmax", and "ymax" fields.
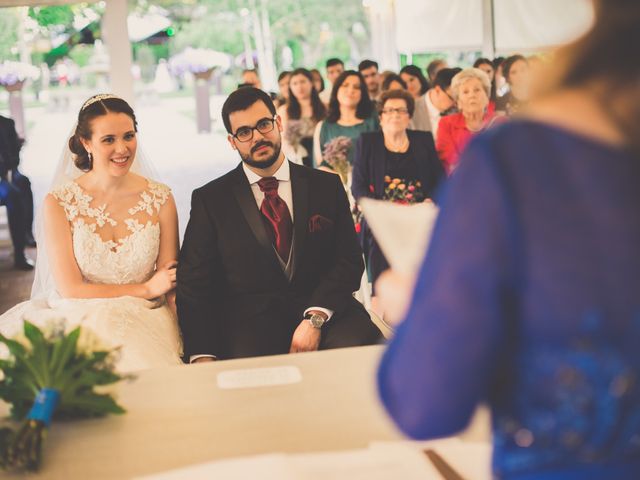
[
  {"xmin": 216, "ymin": 366, "xmax": 302, "ymax": 389},
  {"xmin": 135, "ymin": 444, "xmax": 442, "ymax": 480},
  {"xmin": 358, "ymin": 198, "xmax": 439, "ymax": 275},
  {"xmin": 287, "ymin": 447, "xmax": 441, "ymax": 480}
]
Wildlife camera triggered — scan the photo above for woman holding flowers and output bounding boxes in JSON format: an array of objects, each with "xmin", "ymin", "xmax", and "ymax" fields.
[
  {"xmin": 313, "ymin": 70, "xmax": 379, "ymax": 175},
  {"xmin": 277, "ymin": 68, "xmax": 326, "ymax": 168},
  {"xmin": 351, "ymin": 89, "xmax": 444, "ymax": 314},
  {"xmin": 0, "ymin": 94, "xmax": 183, "ymax": 372}
]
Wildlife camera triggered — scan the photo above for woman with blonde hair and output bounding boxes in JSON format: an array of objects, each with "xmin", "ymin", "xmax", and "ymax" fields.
[{"xmin": 436, "ymin": 68, "xmax": 501, "ymax": 172}]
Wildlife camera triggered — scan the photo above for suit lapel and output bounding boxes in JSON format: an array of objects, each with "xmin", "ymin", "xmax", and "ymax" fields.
[
  {"xmin": 290, "ymin": 163, "xmax": 309, "ymax": 278},
  {"xmin": 231, "ymin": 164, "xmax": 284, "ymax": 275}
]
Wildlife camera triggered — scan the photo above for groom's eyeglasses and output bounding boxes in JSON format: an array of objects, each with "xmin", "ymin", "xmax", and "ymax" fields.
[{"xmin": 232, "ymin": 117, "xmax": 277, "ymax": 142}]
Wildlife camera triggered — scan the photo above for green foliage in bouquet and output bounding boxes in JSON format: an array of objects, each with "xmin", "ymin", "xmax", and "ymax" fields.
[
  {"xmin": 0, "ymin": 321, "xmax": 126, "ymax": 420},
  {"xmin": 0, "ymin": 321, "xmax": 130, "ymax": 471}
]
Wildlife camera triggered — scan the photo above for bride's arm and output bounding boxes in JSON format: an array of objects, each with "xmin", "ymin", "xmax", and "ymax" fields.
[
  {"xmin": 44, "ymin": 194, "xmax": 175, "ymax": 299},
  {"xmin": 156, "ymin": 193, "xmax": 179, "ymax": 313}
]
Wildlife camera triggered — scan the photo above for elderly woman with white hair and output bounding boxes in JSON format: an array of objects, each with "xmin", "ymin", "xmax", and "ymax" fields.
[{"xmin": 436, "ymin": 68, "xmax": 503, "ymax": 173}]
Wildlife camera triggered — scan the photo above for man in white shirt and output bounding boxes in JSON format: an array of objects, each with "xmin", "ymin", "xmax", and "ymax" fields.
[
  {"xmin": 319, "ymin": 58, "xmax": 344, "ymax": 105},
  {"xmin": 177, "ymin": 87, "xmax": 380, "ymax": 362},
  {"xmin": 422, "ymin": 67, "xmax": 460, "ymax": 140},
  {"xmin": 358, "ymin": 59, "xmax": 381, "ymax": 103}
]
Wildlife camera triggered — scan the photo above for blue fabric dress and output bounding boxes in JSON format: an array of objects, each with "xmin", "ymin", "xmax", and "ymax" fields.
[{"xmin": 377, "ymin": 119, "xmax": 640, "ymax": 479}]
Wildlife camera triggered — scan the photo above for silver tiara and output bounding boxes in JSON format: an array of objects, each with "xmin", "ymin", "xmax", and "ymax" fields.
[{"xmin": 81, "ymin": 94, "xmax": 121, "ymax": 111}]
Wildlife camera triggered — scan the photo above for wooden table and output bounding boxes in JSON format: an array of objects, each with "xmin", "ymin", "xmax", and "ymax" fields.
[{"xmin": 2, "ymin": 345, "xmax": 489, "ymax": 479}]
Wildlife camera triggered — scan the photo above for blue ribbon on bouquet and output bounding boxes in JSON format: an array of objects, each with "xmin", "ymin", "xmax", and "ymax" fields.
[{"xmin": 27, "ymin": 388, "xmax": 60, "ymax": 427}]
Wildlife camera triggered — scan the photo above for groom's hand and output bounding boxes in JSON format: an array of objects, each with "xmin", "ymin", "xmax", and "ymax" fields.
[{"xmin": 289, "ymin": 320, "xmax": 321, "ymax": 353}]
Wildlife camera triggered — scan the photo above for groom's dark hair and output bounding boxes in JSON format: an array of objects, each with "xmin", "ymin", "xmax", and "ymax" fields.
[{"xmin": 222, "ymin": 87, "xmax": 276, "ymax": 134}]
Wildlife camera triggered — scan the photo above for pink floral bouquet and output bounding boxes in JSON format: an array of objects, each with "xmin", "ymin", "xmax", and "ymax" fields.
[
  {"xmin": 383, "ymin": 176, "xmax": 424, "ymax": 204},
  {"xmin": 322, "ymin": 136, "xmax": 352, "ymax": 184}
]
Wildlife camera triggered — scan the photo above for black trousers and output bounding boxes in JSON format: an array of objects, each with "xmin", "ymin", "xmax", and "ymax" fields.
[
  {"xmin": 0, "ymin": 169, "xmax": 33, "ymax": 256},
  {"xmin": 319, "ymin": 301, "xmax": 384, "ymax": 350}
]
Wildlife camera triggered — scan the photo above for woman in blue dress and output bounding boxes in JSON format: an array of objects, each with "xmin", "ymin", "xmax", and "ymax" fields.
[{"xmin": 376, "ymin": 1, "xmax": 640, "ymax": 478}]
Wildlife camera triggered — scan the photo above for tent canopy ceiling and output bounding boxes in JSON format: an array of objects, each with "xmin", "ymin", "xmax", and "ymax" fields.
[{"xmin": 395, "ymin": 0, "xmax": 594, "ymax": 53}]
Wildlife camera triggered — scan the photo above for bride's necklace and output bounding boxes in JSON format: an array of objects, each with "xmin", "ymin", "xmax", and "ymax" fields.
[{"xmin": 385, "ymin": 136, "xmax": 409, "ymax": 153}]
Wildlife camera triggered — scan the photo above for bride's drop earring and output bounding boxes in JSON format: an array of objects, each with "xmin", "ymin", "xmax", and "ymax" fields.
[{"xmin": 88, "ymin": 152, "xmax": 93, "ymax": 167}]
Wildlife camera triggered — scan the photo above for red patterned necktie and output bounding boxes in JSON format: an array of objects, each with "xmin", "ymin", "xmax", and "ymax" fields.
[{"xmin": 257, "ymin": 176, "xmax": 293, "ymax": 262}]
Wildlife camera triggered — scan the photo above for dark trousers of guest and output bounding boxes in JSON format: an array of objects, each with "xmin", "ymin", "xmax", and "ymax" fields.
[
  {"xmin": 10, "ymin": 169, "xmax": 34, "ymax": 239},
  {"xmin": 362, "ymin": 222, "xmax": 390, "ymax": 296},
  {"xmin": 0, "ymin": 177, "xmax": 27, "ymax": 257}
]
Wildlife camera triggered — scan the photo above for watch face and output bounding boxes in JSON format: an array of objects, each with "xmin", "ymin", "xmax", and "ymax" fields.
[{"xmin": 310, "ymin": 314, "xmax": 325, "ymax": 328}]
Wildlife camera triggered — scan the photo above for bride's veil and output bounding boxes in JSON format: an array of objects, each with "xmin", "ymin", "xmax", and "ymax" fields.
[{"xmin": 30, "ymin": 118, "xmax": 160, "ymax": 302}]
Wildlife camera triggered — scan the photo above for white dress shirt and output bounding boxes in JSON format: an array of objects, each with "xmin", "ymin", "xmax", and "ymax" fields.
[
  {"xmin": 425, "ymin": 90, "xmax": 442, "ymax": 141},
  {"xmin": 190, "ymin": 159, "xmax": 333, "ymax": 362}
]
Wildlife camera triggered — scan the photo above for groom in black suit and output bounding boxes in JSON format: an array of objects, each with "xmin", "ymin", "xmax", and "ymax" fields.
[{"xmin": 177, "ymin": 87, "xmax": 380, "ymax": 362}]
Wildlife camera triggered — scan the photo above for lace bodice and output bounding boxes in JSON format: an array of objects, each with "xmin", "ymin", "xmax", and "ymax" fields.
[{"xmin": 51, "ymin": 180, "xmax": 170, "ymax": 285}]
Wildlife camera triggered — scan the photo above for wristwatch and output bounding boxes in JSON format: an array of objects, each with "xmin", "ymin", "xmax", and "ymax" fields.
[{"xmin": 304, "ymin": 312, "xmax": 327, "ymax": 329}]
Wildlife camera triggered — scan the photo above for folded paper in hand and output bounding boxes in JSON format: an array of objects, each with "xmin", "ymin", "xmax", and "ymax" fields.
[{"xmin": 358, "ymin": 198, "xmax": 439, "ymax": 275}]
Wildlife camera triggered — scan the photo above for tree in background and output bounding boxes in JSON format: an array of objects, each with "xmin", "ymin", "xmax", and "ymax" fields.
[
  {"xmin": 143, "ymin": 0, "xmax": 369, "ymax": 73},
  {"xmin": 0, "ymin": 9, "xmax": 20, "ymax": 61}
]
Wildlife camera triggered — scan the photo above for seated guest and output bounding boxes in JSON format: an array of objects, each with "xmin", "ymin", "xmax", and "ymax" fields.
[
  {"xmin": 310, "ymin": 68, "xmax": 325, "ymax": 96},
  {"xmin": 381, "ymin": 73, "xmax": 407, "ymax": 92},
  {"xmin": 377, "ymin": 1, "xmax": 640, "ymax": 477},
  {"xmin": 495, "ymin": 54, "xmax": 530, "ymax": 115},
  {"xmin": 473, "ymin": 57, "xmax": 497, "ymax": 105},
  {"xmin": 319, "ymin": 58, "xmax": 345, "ymax": 105},
  {"xmin": 242, "ymin": 68, "xmax": 262, "ymax": 89},
  {"xmin": 399, "ymin": 65, "xmax": 431, "ymax": 132},
  {"xmin": 426, "ymin": 58, "xmax": 448, "ymax": 85},
  {"xmin": 493, "ymin": 56, "xmax": 508, "ymax": 97},
  {"xmin": 358, "ymin": 59, "xmax": 382, "ymax": 103},
  {"xmin": 0, "ymin": 114, "xmax": 35, "ymax": 270},
  {"xmin": 352, "ymin": 89, "xmax": 444, "ymax": 315},
  {"xmin": 423, "ymin": 67, "xmax": 461, "ymax": 141},
  {"xmin": 437, "ymin": 68, "xmax": 501, "ymax": 173},
  {"xmin": 278, "ymin": 68, "xmax": 326, "ymax": 167},
  {"xmin": 313, "ymin": 70, "xmax": 378, "ymax": 171},
  {"xmin": 275, "ymin": 70, "xmax": 291, "ymax": 107}
]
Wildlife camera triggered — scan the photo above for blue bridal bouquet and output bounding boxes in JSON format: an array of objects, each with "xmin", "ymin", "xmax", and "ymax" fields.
[{"xmin": 0, "ymin": 321, "xmax": 130, "ymax": 471}]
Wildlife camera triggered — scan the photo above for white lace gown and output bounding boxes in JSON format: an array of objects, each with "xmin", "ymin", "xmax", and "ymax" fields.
[{"xmin": 0, "ymin": 179, "xmax": 183, "ymax": 372}]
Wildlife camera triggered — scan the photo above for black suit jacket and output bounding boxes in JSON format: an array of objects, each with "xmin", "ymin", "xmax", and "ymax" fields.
[
  {"xmin": 351, "ymin": 129, "xmax": 444, "ymax": 202},
  {"xmin": 177, "ymin": 161, "xmax": 368, "ymax": 360},
  {"xmin": 0, "ymin": 115, "xmax": 21, "ymax": 177}
]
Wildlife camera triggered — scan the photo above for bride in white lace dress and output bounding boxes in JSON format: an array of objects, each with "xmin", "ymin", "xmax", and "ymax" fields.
[{"xmin": 0, "ymin": 94, "xmax": 183, "ymax": 372}]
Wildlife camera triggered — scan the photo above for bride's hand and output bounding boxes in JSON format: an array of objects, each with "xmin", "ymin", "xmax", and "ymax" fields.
[{"xmin": 145, "ymin": 261, "xmax": 177, "ymax": 299}]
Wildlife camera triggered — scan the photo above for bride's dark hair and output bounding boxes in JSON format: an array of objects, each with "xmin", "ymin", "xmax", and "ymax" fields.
[{"xmin": 69, "ymin": 95, "xmax": 138, "ymax": 171}]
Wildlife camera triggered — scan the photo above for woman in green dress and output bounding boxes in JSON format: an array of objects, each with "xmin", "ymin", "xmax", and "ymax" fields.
[{"xmin": 313, "ymin": 70, "xmax": 379, "ymax": 173}]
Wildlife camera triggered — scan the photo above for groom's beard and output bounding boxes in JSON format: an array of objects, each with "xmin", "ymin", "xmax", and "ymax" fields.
[{"xmin": 240, "ymin": 139, "xmax": 282, "ymax": 169}]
